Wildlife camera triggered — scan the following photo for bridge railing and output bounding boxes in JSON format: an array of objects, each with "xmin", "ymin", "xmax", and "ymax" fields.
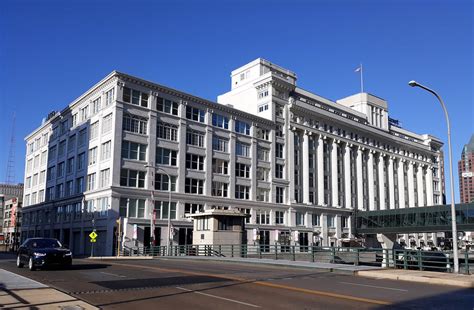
[{"xmin": 119, "ymin": 244, "xmax": 473, "ymax": 274}]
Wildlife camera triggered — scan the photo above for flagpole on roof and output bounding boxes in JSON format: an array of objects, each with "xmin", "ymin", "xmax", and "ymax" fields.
[{"xmin": 360, "ymin": 63, "xmax": 364, "ymax": 93}]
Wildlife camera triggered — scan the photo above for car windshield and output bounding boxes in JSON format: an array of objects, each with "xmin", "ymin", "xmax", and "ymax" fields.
[{"xmin": 30, "ymin": 239, "xmax": 62, "ymax": 249}]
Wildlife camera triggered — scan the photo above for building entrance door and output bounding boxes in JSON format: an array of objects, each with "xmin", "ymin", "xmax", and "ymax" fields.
[
  {"xmin": 259, "ymin": 230, "xmax": 270, "ymax": 253},
  {"xmin": 299, "ymin": 232, "xmax": 309, "ymax": 252}
]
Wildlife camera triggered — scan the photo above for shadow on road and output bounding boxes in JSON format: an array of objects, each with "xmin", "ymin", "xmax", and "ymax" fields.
[{"xmin": 38, "ymin": 263, "xmax": 112, "ymax": 272}]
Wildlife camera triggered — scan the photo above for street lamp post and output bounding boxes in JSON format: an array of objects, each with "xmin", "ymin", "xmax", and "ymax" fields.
[
  {"xmin": 145, "ymin": 164, "xmax": 172, "ymax": 256},
  {"xmin": 408, "ymin": 80, "xmax": 459, "ymax": 273}
]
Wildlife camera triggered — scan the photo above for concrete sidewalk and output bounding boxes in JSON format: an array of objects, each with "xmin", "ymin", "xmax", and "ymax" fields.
[
  {"xmin": 357, "ymin": 269, "xmax": 474, "ymax": 288},
  {"xmin": 0, "ymin": 269, "xmax": 98, "ymax": 309}
]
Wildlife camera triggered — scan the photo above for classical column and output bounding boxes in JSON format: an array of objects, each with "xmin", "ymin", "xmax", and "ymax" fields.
[
  {"xmin": 356, "ymin": 147, "xmax": 364, "ymax": 210},
  {"xmin": 331, "ymin": 139, "xmax": 339, "ymax": 207},
  {"xmin": 302, "ymin": 131, "xmax": 310, "ymax": 204},
  {"xmin": 367, "ymin": 151, "xmax": 375, "ymax": 211},
  {"xmin": 378, "ymin": 153, "xmax": 386, "ymax": 210},
  {"xmin": 317, "ymin": 135, "xmax": 325, "ymax": 206},
  {"xmin": 397, "ymin": 158, "xmax": 406, "ymax": 208},
  {"xmin": 388, "ymin": 156, "xmax": 395, "ymax": 209},
  {"xmin": 288, "ymin": 128, "xmax": 295, "ymax": 203},
  {"xmin": 407, "ymin": 161, "xmax": 415, "ymax": 207},
  {"xmin": 426, "ymin": 166, "xmax": 434, "ymax": 206},
  {"xmin": 417, "ymin": 164, "xmax": 425, "ymax": 207},
  {"xmin": 344, "ymin": 143, "xmax": 352, "ymax": 209}
]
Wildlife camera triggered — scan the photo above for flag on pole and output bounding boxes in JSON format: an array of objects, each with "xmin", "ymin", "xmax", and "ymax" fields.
[{"xmin": 354, "ymin": 63, "xmax": 364, "ymax": 93}]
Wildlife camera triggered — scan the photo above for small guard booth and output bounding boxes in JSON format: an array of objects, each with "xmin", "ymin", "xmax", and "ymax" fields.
[{"xmin": 188, "ymin": 208, "xmax": 248, "ymax": 257}]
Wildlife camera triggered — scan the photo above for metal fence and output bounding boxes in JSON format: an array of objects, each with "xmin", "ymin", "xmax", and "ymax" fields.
[{"xmin": 120, "ymin": 244, "xmax": 473, "ymax": 274}]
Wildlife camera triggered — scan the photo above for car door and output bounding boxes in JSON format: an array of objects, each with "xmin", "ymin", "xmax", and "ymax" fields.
[{"xmin": 20, "ymin": 240, "xmax": 32, "ymax": 263}]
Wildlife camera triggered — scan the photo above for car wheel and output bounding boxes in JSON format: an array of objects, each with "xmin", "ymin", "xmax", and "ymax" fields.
[
  {"xmin": 28, "ymin": 257, "xmax": 36, "ymax": 271},
  {"xmin": 16, "ymin": 255, "xmax": 24, "ymax": 268}
]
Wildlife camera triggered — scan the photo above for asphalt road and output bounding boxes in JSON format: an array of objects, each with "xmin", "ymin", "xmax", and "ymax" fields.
[{"xmin": 0, "ymin": 254, "xmax": 472, "ymax": 309}]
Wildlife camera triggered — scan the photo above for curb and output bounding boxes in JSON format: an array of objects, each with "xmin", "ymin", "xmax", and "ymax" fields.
[
  {"xmin": 357, "ymin": 270, "xmax": 474, "ymax": 288},
  {"xmin": 87, "ymin": 256, "xmax": 154, "ymax": 260}
]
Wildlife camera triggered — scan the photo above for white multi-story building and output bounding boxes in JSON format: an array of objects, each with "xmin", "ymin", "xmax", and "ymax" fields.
[{"xmin": 21, "ymin": 58, "xmax": 445, "ymax": 255}]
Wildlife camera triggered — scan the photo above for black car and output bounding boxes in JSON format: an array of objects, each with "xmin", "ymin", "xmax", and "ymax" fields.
[{"xmin": 16, "ymin": 238, "xmax": 72, "ymax": 271}]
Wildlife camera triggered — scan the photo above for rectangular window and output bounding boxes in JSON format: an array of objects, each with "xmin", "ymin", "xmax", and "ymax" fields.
[
  {"xmin": 212, "ymin": 158, "xmax": 228, "ymax": 174},
  {"xmin": 80, "ymin": 105, "xmax": 89, "ymax": 122},
  {"xmin": 102, "ymin": 113, "xmax": 113, "ymax": 133},
  {"xmin": 92, "ymin": 97, "xmax": 101, "ymax": 114},
  {"xmin": 154, "ymin": 201, "xmax": 177, "ymax": 220},
  {"xmin": 41, "ymin": 151, "xmax": 47, "ymax": 165},
  {"xmin": 258, "ymin": 103, "xmax": 269, "ymax": 112},
  {"xmin": 276, "ymin": 143, "xmax": 284, "ymax": 159},
  {"xmin": 157, "ymin": 97, "xmax": 179, "ymax": 115},
  {"xmin": 186, "ymin": 129, "xmax": 204, "ymax": 147},
  {"xmin": 256, "ymin": 188, "xmax": 269, "ymax": 202},
  {"xmin": 236, "ymin": 142, "xmax": 250, "ymax": 157},
  {"xmin": 185, "ymin": 178, "xmax": 204, "ymax": 194},
  {"xmin": 39, "ymin": 170, "xmax": 46, "ymax": 183},
  {"xmin": 256, "ymin": 210, "xmax": 270, "ymax": 225},
  {"xmin": 66, "ymin": 157, "xmax": 74, "ymax": 174},
  {"xmin": 212, "ymin": 113, "xmax": 229, "ymax": 129},
  {"xmin": 46, "ymin": 187, "xmax": 54, "ymax": 201},
  {"xmin": 312, "ymin": 214, "xmax": 320, "ymax": 226},
  {"xmin": 101, "ymin": 141, "xmax": 112, "ymax": 160},
  {"xmin": 76, "ymin": 177, "xmax": 84, "ymax": 194},
  {"xmin": 48, "ymin": 146, "xmax": 56, "ymax": 162},
  {"xmin": 55, "ymin": 183, "xmax": 64, "ymax": 199},
  {"xmin": 275, "ymin": 211, "xmax": 284, "ymax": 225},
  {"xmin": 186, "ymin": 153, "xmax": 205, "ymax": 170},
  {"xmin": 77, "ymin": 152, "xmax": 85, "ymax": 170},
  {"xmin": 212, "ymin": 136, "xmax": 228, "ymax": 152},
  {"xmin": 58, "ymin": 140, "xmax": 66, "ymax": 157},
  {"xmin": 296, "ymin": 212, "xmax": 305, "ymax": 226},
  {"xmin": 78, "ymin": 128, "xmax": 87, "ymax": 146},
  {"xmin": 275, "ymin": 163, "xmax": 284, "ymax": 179},
  {"xmin": 121, "ymin": 141, "xmax": 146, "ymax": 161},
  {"xmin": 235, "ymin": 120, "xmax": 250, "ymax": 135},
  {"xmin": 47, "ymin": 166, "xmax": 55, "ymax": 181},
  {"xmin": 87, "ymin": 173, "xmax": 96, "ymax": 191},
  {"xmin": 121, "ymin": 198, "xmax": 146, "ymax": 218},
  {"xmin": 88, "ymin": 147, "xmax": 98, "ymax": 165},
  {"xmin": 123, "ymin": 114, "xmax": 148, "ymax": 135},
  {"xmin": 235, "ymin": 163, "xmax": 250, "ymax": 178},
  {"xmin": 99, "ymin": 168, "xmax": 110, "ymax": 188},
  {"xmin": 184, "ymin": 203, "xmax": 204, "ymax": 215},
  {"xmin": 120, "ymin": 169, "xmax": 146, "ymax": 188},
  {"xmin": 276, "ymin": 187, "xmax": 284, "ymax": 203},
  {"xmin": 105, "ymin": 88, "xmax": 115, "ymax": 106},
  {"xmin": 90, "ymin": 121, "xmax": 99, "ymax": 140},
  {"xmin": 186, "ymin": 106, "xmax": 205, "ymax": 122},
  {"xmin": 155, "ymin": 173, "xmax": 177, "ymax": 191},
  {"xmin": 57, "ymin": 161, "xmax": 65, "ymax": 177},
  {"xmin": 211, "ymin": 181, "xmax": 228, "ymax": 197},
  {"xmin": 155, "ymin": 147, "xmax": 177, "ymax": 166},
  {"xmin": 235, "ymin": 185, "xmax": 250, "ymax": 200},
  {"xmin": 257, "ymin": 167, "xmax": 270, "ymax": 181},
  {"xmin": 155, "ymin": 173, "xmax": 176, "ymax": 192},
  {"xmin": 327, "ymin": 215, "xmax": 335, "ymax": 228},
  {"xmin": 256, "ymin": 127, "xmax": 270, "ymax": 140},
  {"xmin": 123, "ymin": 87, "xmax": 148, "ymax": 107},
  {"xmin": 66, "ymin": 135, "xmax": 75, "ymax": 153},
  {"xmin": 157, "ymin": 122, "xmax": 178, "ymax": 141},
  {"xmin": 66, "ymin": 180, "xmax": 74, "ymax": 196},
  {"xmin": 257, "ymin": 147, "xmax": 269, "ymax": 161}
]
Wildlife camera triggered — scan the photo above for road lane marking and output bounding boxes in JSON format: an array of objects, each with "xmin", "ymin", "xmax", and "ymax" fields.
[
  {"xmin": 100, "ymin": 271, "xmax": 126, "ymax": 278},
  {"xmin": 105, "ymin": 261, "xmax": 392, "ymax": 306},
  {"xmin": 339, "ymin": 281, "xmax": 408, "ymax": 292},
  {"xmin": 176, "ymin": 286, "xmax": 261, "ymax": 308},
  {"xmin": 253, "ymin": 281, "xmax": 391, "ymax": 305}
]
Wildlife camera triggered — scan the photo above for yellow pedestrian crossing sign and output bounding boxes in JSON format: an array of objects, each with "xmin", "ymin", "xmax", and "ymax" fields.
[
  {"xmin": 90, "ymin": 238, "xmax": 97, "ymax": 243},
  {"xmin": 89, "ymin": 231, "xmax": 98, "ymax": 239}
]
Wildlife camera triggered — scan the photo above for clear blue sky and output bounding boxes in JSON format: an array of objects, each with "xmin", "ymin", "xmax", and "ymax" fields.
[{"xmin": 1, "ymin": 0, "xmax": 472, "ymax": 203}]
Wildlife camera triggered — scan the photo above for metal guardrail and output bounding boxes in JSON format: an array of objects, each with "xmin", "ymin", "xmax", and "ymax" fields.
[{"xmin": 119, "ymin": 244, "xmax": 473, "ymax": 274}]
